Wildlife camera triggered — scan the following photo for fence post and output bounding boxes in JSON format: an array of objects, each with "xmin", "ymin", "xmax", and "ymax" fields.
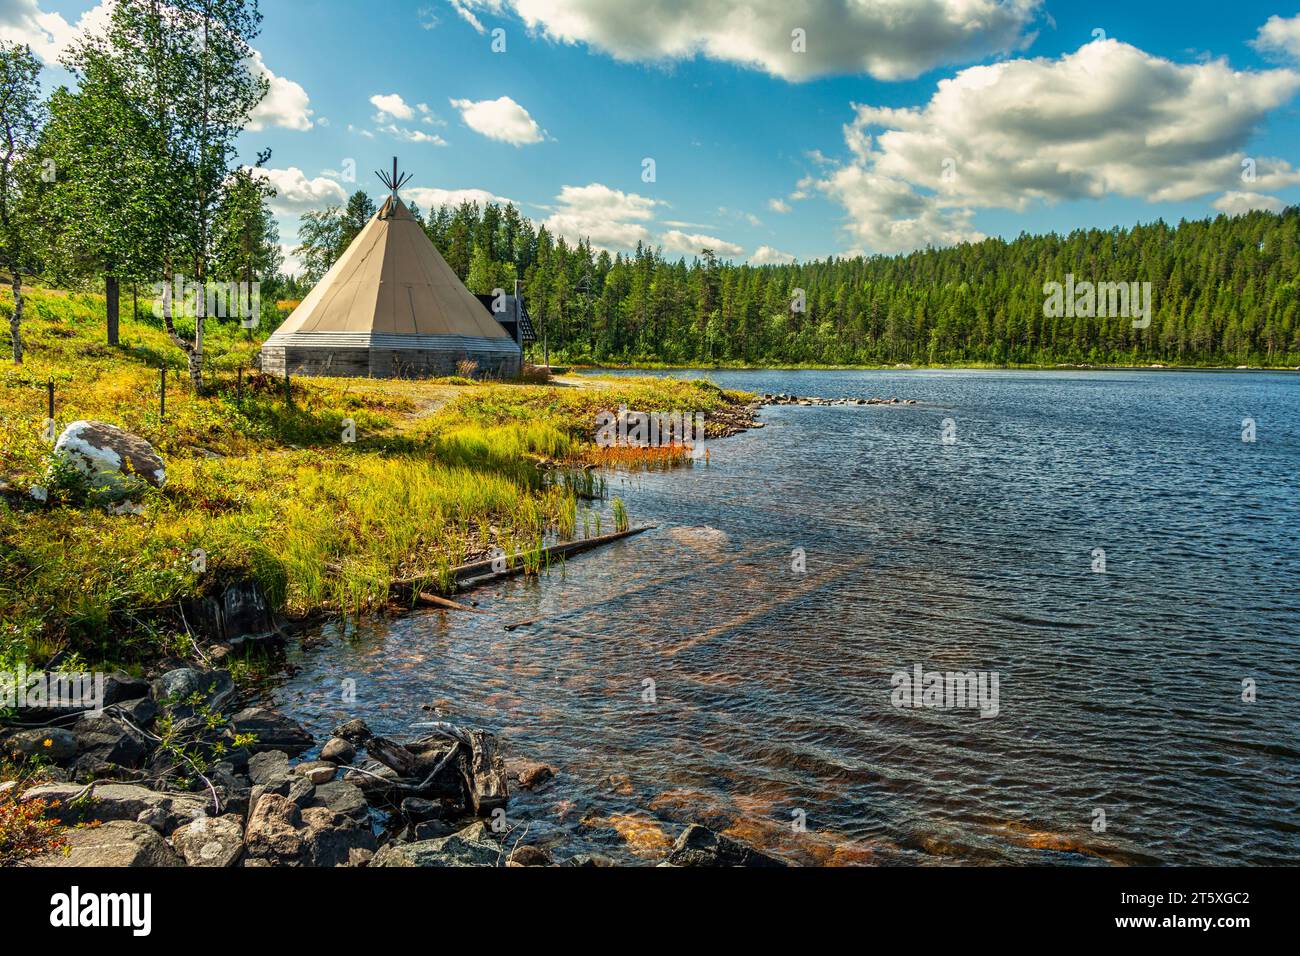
[
  {"xmin": 46, "ymin": 378, "xmax": 53, "ymax": 422},
  {"xmin": 284, "ymin": 368, "xmax": 291, "ymax": 407}
]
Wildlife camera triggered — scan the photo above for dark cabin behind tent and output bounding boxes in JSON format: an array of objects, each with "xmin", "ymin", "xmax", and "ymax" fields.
[{"xmin": 475, "ymin": 284, "xmax": 536, "ymax": 348}]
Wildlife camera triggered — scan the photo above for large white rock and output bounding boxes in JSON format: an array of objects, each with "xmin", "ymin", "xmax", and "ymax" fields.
[{"xmin": 51, "ymin": 420, "xmax": 166, "ymax": 498}]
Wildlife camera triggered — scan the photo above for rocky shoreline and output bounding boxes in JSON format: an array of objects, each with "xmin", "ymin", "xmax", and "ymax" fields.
[
  {"xmin": 761, "ymin": 393, "xmax": 919, "ymax": 407},
  {"xmin": 2, "ymin": 667, "xmax": 783, "ymax": 868}
]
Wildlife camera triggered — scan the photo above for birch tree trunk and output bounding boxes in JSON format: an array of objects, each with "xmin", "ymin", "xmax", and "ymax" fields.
[{"xmin": 8, "ymin": 271, "xmax": 22, "ymax": 364}]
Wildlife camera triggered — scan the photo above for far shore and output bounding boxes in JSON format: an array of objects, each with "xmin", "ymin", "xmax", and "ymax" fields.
[{"xmin": 570, "ymin": 361, "xmax": 1300, "ymax": 374}]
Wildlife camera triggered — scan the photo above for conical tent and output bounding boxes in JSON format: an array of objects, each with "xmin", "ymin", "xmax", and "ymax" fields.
[{"xmin": 261, "ymin": 190, "xmax": 521, "ymax": 379}]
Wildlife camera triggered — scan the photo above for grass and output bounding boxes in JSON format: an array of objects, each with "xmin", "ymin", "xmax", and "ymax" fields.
[{"xmin": 0, "ymin": 285, "xmax": 754, "ymax": 675}]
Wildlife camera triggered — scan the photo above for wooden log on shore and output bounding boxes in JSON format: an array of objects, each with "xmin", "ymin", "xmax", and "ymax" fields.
[{"xmin": 391, "ymin": 525, "xmax": 656, "ymax": 598}]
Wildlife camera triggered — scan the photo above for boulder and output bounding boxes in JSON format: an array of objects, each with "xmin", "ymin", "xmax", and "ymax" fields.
[
  {"xmin": 248, "ymin": 750, "xmax": 291, "ymax": 786},
  {"xmin": 244, "ymin": 793, "xmax": 307, "ymax": 863},
  {"xmin": 21, "ymin": 782, "xmax": 208, "ymax": 835},
  {"xmin": 309, "ymin": 780, "xmax": 369, "ymax": 824},
  {"xmin": 50, "ymin": 420, "xmax": 166, "ymax": 501},
  {"xmin": 3, "ymin": 727, "xmax": 78, "ymax": 763},
  {"xmin": 181, "ymin": 579, "xmax": 280, "ymax": 649},
  {"xmin": 319, "ymin": 737, "xmax": 356, "ymax": 765},
  {"xmin": 231, "ymin": 707, "xmax": 313, "ymax": 755},
  {"xmin": 300, "ymin": 806, "xmax": 377, "ymax": 867},
  {"xmin": 31, "ymin": 820, "xmax": 184, "ymax": 867},
  {"xmin": 151, "ymin": 668, "xmax": 235, "ymax": 717},
  {"xmin": 106, "ymin": 695, "xmax": 158, "ymax": 728},
  {"xmin": 70, "ymin": 715, "xmax": 151, "ymax": 769},
  {"xmin": 370, "ymin": 820, "xmax": 503, "ymax": 867},
  {"xmin": 664, "ymin": 824, "xmax": 786, "ymax": 867},
  {"xmin": 171, "ymin": 813, "xmax": 245, "ymax": 867},
  {"xmin": 332, "ymin": 718, "xmax": 373, "ymax": 744}
]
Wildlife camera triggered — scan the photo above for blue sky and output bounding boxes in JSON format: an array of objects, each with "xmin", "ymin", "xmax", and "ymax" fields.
[{"xmin": 9, "ymin": 1, "xmax": 1300, "ymax": 273}]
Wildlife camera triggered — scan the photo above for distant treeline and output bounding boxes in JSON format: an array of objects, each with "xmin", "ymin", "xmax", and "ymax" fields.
[{"xmin": 290, "ymin": 196, "xmax": 1300, "ymax": 367}]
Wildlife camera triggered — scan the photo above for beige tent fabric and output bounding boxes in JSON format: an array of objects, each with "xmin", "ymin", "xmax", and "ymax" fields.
[{"xmin": 271, "ymin": 197, "xmax": 513, "ymax": 341}]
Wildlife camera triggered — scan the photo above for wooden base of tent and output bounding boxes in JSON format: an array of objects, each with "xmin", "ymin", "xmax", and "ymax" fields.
[{"xmin": 260, "ymin": 346, "xmax": 521, "ymax": 379}]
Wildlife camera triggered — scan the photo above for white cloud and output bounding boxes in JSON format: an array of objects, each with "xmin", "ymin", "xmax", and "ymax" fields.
[
  {"xmin": 543, "ymin": 182, "xmax": 660, "ymax": 249},
  {"xmin": 815, "ymin": 39, "xmax": 1300, "ymax": 253},
  {"xmin": 661, "ymin": 230, "xmax": 744, "ymax": 258},
  {"xmin": 1212, "ymin": 191, "xmax": 1288, "ymax": 216},
  {"xmin": 371, "ymin": 93, "xmax": 415, "ymax": 121},
  {"xmin": 750, "ymin": 245, "xmax": 796, "ymax": 265},
  {"xmin": 247, "ymin": 50, "xmax": 314, "ymax": 131},
  {"xmin": 0, "ymin": 0, "xmax": 110, "ymax": 63},
  {"xmin": 448, "ymin": 0, "xmax": 492, "ymax": 34},
  {"xmin": 1252, "ymin": 14, "xmax": 1300, "ymax": 62},
  {"xmin": 449, "ymin": 95, "xmax": 545, "ymax": 145},
  {"xmin": 252, "ymin": 166, "xmax": 348, "ymax": 213},
  {"xmin": 405, "ymin": 186, "xmax": 513, "ymax": 209},
  {"xmin": 767, "ymin": 198, "xmax": 792, "ymax": 214},
  {"xmin": 454, "ymin": 0, "xmax": 1042, "ymax": 81},
  {"xmin": 381, "ymin": 123, "xmax": 447, "ymax": 145}
]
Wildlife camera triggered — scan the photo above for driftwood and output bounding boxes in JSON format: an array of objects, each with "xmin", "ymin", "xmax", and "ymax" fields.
[
  {"xmin": 358, "ymin": 724, "xmax": 504, "ymax": 811},
  {"xmin": 466, "ymin": 730, "xmax": 507, "ymax": 816},
  {"xmin": 414, "ymin": 592, "xmax": 484, "ymax": 613},
  {"xmin": 363, "ymin": 735, "xmax": 419, "ymax": 778}
]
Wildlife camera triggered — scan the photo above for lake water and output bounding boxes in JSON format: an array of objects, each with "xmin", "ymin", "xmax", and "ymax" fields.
[{"xmin": 267, "ymin": 369, "xmax": 1299, "ymax": 865}]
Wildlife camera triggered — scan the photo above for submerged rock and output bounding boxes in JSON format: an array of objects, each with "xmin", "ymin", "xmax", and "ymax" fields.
[{"xmin": 663, "ymin": 824, "xmax": 787, "ymax": 867}]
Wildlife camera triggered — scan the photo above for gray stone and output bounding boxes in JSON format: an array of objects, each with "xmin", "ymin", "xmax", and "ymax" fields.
[
  {"xmin": 31, "ymin": 820, "xmax": 184, "ymax": 867},
  {"xmin": 171, "ymin": 814, "xmax": 245, "ymax": 867},
  {"xmin": 248, "ymin": 750, "xmax": 290, "ymax": 786},
  {"xmin": 370, "ymin": 820, "xmax": 503, "ymax": 867},
  {"xmin": 310, "ymin": 780, "xmax": 369, "ymax": 823}
]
